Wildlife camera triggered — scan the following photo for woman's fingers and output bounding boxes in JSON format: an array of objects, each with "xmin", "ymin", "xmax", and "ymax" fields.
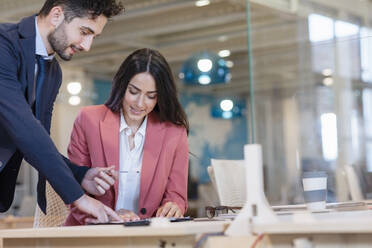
[
  {"xmin": 117, "ymin": 209, "xmax": 140, "ymax": 222},
  {"xmin": 99, "ymin": 167, "xmax": 116, "ymax": 185},
  {"xmin": 94, "ymin": 177, "xmax": 110, "ymax": 191},
  {"xmin": 85, "ymin": 217, "xmax": 98, "ymax": 224},
  {"xmin": 96, "ymin": 185, "xmax": 105, "ymax": 195},
  {"xmin": 159, "ymin": 202, "xmax": 172, "ymax": 217},
  {"xmin": 174, "ymin": 209, "xmax": 183, "ymax": 218},
  {"xmin": 166, "ymin": 205, "xmax": 177, "ymax": 217},
  {"xmin": 156, "ymin": 202, "xmax": 182, "ymax": 218},
  {"xmin": 156, "ymin": 207, "xmax": 163, "ymax": 217}
]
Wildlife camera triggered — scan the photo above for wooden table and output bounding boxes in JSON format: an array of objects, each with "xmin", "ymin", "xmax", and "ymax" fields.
[
  {"xmin": 0, "ymin": 216, "xmax": 34, "ymax": 230},
  {"xmin": 205, "ymin": 210, "xmax": 372, "ymax": 248},
  {"xmin": 0, "ymin": 220, "xmax": 229, "ymax": 248}
]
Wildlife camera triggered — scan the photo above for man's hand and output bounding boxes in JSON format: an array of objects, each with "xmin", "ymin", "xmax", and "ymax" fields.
[
  {"xmin": 81, "ymin": 166, "xmax": 118, "ymax": 195},
  {"xmin": 73, "ymin": 194, "xmax": 121, "ymax": 223},
  {"xmin": 117, "ymin": 209, "xmax": 140, "ymax": 222},
  {"xmin": 156, "ymin": 202, "xmax": 183, "ymax": 218}
]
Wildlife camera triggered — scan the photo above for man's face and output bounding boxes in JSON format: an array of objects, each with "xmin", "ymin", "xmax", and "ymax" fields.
[{"xmin": 48, "ymin": 15, "xmax": 107, "ymax": 61}]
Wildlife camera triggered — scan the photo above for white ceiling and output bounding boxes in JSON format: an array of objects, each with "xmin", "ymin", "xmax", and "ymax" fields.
[{"xmin": 0, "ymin": 0, "xmax": 370, "ymax": 95}]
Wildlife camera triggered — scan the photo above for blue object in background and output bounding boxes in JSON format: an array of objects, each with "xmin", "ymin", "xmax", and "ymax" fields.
[
  {"xmin": 93, "ymin": 79, "xmax": 111, "ymax": 105},
  {"xmin": 211, "ymin": 97, "xmax": 245, "ymax": 119},
  {"xmin": 180, "ymin": 93, "xmax": 248, "ymax": 183},
  {"xmin": 180, "ymin": 51, "xmax": 231, "ymax": 85}
]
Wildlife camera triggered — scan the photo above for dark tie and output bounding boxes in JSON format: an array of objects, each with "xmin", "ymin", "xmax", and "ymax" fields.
[
  {"xmin": 35, "ymin": 55, "xmax": 47, "ymax": 213},
  {"xmin": 35, "ymin": 55, "xmax": 46, "ymax": 118}
]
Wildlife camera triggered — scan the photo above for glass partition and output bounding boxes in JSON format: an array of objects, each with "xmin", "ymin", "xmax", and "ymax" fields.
[{"xmin": 248, "ymin": 0, "xmax": 372, "ymax": 205}]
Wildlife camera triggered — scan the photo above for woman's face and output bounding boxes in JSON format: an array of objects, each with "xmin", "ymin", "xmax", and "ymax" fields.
[{"xmin": 122, "ymin": 72, "xmax": 158, "ymax": 126}]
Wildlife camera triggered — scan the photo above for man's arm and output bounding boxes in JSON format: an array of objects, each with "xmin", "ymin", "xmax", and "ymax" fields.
[
  {"xmin": 0, "ymin": 33, "xmax": 82, "ymax": 204},
  {"xmin": 0, "ymin": 35, "xmax": 120, "ymax": 222},
  {"xmin": 62, "ymin": 155, "xmax": 89, "ymax": 184}
]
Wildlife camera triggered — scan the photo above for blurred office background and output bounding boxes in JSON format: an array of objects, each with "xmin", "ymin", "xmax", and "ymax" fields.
[{"xmin": 1, "ymin": 0, "xmax": 372, "ymax": 217}]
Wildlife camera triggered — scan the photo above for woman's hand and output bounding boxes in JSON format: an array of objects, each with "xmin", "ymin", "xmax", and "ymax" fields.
[
  {"xmin": 156, "ymin": 202, "xmax": 183, "ymax": 218},
  {"xmin": 117, "ymin": 209, "xmax": 140, "ymax": 222}
]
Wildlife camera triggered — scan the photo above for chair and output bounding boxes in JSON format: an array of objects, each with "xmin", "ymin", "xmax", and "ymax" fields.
[
  {"xmin": 210, "ymin": 159, "xmax": 246, "ymax": 207},
  {"xmin": 207, "ymin": 166, "xmax": 218, "ymax": 196},
  {"xmin": 344, "ymin": 165, "xmax": 364, "ymax": 201},
  {"xmin": 33, "ymin": 181, "xmax": 69, "ymax": 228}
]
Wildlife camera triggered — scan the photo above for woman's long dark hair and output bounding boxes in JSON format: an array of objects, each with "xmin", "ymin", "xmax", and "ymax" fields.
[{"xmin": 105, "ymin": 48, "xmax": 189, "ymax": 133}]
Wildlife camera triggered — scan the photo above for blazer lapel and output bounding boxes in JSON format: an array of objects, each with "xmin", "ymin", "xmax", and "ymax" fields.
[
  {"xmin": 139, "ymin": 113, "xmax": 166, "ymax": 206},
  {"xmin": 99, "ymin": 108, "xmax": 120, "ymax": 203},
  {"xmin": 18, "ymin": 16, "xmax": 36, "ymax": 105}
]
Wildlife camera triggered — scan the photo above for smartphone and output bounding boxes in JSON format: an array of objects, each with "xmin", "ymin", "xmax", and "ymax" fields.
[
  {"xmin": 169, "ymin": 216, "xmax": 193, "ymax": 222},
  {"xmin": 87, "ymin": 221, "xmax": 124, "ymax": 225},
  {"xmin": 123, "ymin": 219, "xmax": 151, "ymax": 226}
]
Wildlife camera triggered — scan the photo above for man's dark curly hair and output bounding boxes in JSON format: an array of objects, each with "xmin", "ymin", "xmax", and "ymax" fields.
[{"xmin": 38, "ymin": 0, "xmax": 124, "ymax": 22}]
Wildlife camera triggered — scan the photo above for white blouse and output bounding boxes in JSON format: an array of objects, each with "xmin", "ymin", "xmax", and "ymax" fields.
[{"xmin": 115, "ymin": 112, "xmax": 147, "ymax": 213}]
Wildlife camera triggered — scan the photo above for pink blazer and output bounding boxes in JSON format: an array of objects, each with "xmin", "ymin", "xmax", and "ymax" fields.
[{"xmin": 64, "ymin": 105, "xmax": 188, "ymax": 225}]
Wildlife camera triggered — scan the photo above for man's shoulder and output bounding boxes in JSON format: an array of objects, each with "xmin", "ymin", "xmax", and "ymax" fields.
[
  {"xmin": 0, "ymin": 16, "xmax": 34, "ymax": 50},
  {"xmin": 0, "ymin": 22, "xmax": 17, "ymax": 33},
  {"xmin": 0, "ymin": 22, "xmax": 19, "ymax": 45},
  {"xmin": 0, "ymin": 16, "xmax": 31, "ymax": 38}
]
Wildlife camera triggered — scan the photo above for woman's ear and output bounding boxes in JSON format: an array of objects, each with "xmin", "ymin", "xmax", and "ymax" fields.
[{"xmin": 48, "ymin": 6, "xmax": 65, "ymax": 27}]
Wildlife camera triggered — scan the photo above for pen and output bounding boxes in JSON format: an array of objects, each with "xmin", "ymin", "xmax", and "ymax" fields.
[{"xmin": 118, "ymin": 170, "xmax": 140, "ymax": 173}]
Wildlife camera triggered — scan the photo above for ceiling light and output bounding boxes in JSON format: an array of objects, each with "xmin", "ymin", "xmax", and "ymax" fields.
[
  {"xmin": 69, "ymin": 96, "xmax": 81, "ymax": 106},
  {"xmin": 211, "ymin": 98, "xmax": 244, "ymax": 119},
  {"xmin": 226, "ymin": 61, "xmax": 234, "ymax": 68},
  {"xmin": 322, "ymin": 68, "xmax": 333, "ymax": 76},
  {"xmin": 323, "ymin": 77, "xmax": 333, "ymax": 86},
  {"xmin": 220, "ymin": 99, "xmax": 234, "ymax": 112},
  {"xmin": 218, "ymin": 35, "xmax": 228, "ymax": 42},
  {"xmin": 67, "ymin": 81, "xmax": 82, "ymax": 95},
  {"xmin": 198, "ymin": 75, "xmax": 211, "ymax": 85},
  {"xmin": 181, "ymin": 51, "xmax": 230, "ymax": 85},
  {"xmin": 218, "ymin": 50, "xmax": 231, "ymax": 57},
  {"xmin": 222, "ymin": 111, "xmax": 233, "ymax": 119},
  {"xmin": 197, "ymin": 59, "xmax": 213, "ymax": 72},
  {"xmin": 195, "ymin": 0, "xmax": 210, "ymax": 7}
]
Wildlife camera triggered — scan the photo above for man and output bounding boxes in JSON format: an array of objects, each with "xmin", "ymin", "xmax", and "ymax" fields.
[{"xmin": 0, "ymin": 0, "xmax": 124, "ymax": 223}]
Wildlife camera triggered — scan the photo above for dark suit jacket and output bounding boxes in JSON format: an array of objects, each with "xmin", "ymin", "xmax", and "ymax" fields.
[{"xmin": 0, "ymin": 15, "xmax": 88, "ymax": 213}]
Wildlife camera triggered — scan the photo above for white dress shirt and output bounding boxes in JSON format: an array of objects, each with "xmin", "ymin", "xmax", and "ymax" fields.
[
  {"xmin": 35, "ymin": 16, "xmax": 54, "ymax": 61},
  {"xmin": 115, "ymin": 112, "xmax": 147, "ymax": 213}
]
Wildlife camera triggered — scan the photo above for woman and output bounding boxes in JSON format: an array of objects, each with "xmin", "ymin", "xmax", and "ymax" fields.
[{"xmin": 65, "ymin": 48, "xmax": 189, "ymax": 225}]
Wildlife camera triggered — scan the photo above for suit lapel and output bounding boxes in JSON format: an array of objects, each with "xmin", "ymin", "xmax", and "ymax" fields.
[
  {"xmin": 18, "ymin": 16, "xmax": 36, "ymax": 105},
  {"xmin": 21, "ymin": 40, "xmax": 35, "ymax": 105},
  {"xmin": 139, "ymin": 113, "xmax": 166, "ymax": 206},
  {"xmin": 99, "ymin": 108, "xmax": 120, "ymax": 203}
]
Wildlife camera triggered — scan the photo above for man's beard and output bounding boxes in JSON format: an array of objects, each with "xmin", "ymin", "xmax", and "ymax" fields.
[{"xmin": 48, "ymin": 22, "xmax": 74, "ymax": 61}]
